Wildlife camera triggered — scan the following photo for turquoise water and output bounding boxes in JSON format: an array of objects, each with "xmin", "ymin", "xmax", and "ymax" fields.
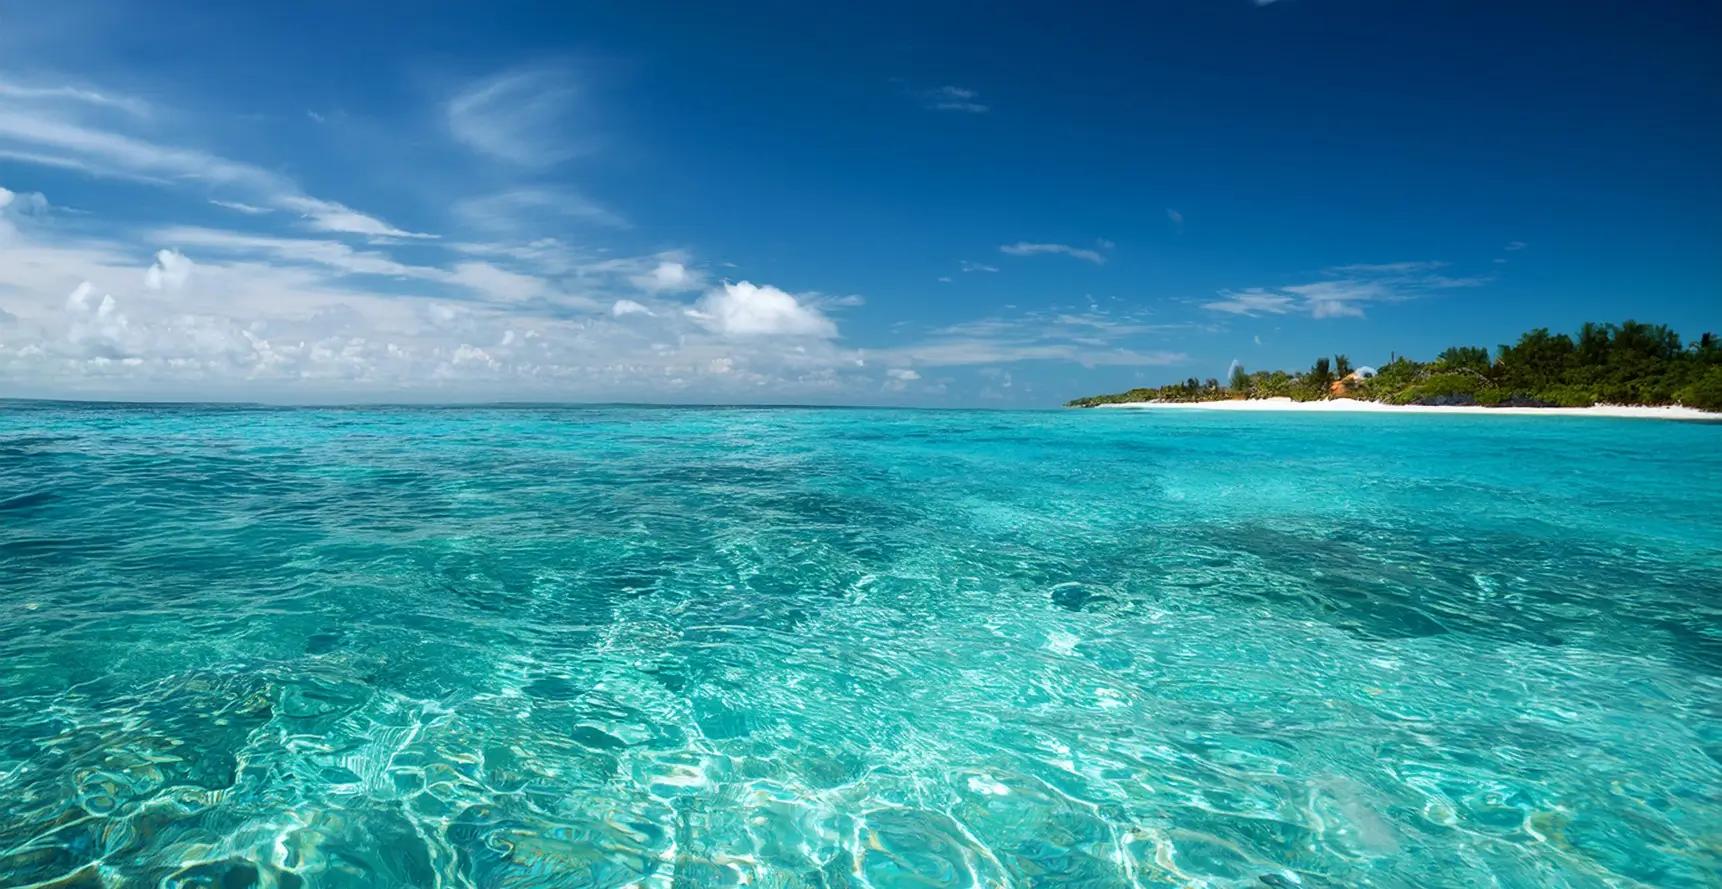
[{"xmin": 1, "ymin": 403, "xmax": 1719, "ymax": 888}]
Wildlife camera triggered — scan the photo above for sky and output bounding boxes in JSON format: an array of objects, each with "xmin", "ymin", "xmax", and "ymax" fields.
[{"xmin": 0, "ymin": 1, "xmax": 1718, "ymax": 406}]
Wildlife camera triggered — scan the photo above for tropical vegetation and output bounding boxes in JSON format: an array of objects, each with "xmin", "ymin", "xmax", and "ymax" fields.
[{"xmin": 1068, "ymin": 321, "xmax": 1722, "ymax": 411}]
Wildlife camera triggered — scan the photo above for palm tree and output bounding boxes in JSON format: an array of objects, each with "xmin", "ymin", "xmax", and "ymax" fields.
[{"xmin": 1334, "ymin": 354, "xmax": 1353, "ymax": 378}]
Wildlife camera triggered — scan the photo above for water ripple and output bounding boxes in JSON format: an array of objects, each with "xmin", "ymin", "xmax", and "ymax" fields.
[{"xmin": 1, "ymin": 404, "xmax": 1719, "ymax": 887}]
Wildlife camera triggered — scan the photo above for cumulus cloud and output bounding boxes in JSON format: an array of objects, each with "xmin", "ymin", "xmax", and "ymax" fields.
[
  {"xmin": 0, "ymin": 78, "xmax": 1201, "ymax": 403},
  {"xmin": 0, "ymin": 184, "xmax": 50, "ymax": 246},
  {"xmin": 630, "ymin": 260, "xmax": 698, "ymax": 293},
  {"xmin": 999, "ymin": 241, "xmax": 1109, "ymax": 265},
  {"xmin": 0, "ymin": 184, "xmax": 47, "ymax": 215},
  {"xmin": 689, "ymin": 281, "xmax": 839, "ymax": 338},
  {"xmin": 64, "ymin": 282, "xmax": 129, "ymax": 357},
  {"xmin": 0, "ymin": 207, "xmax": 879, "ymax": 401},
  {"xmin": 143, "ymin": 248, "xmax": 193, "ymax": 291},
  {"xmin": 883, "ymin": 367, "xmax": 921, "ymax": 392}
]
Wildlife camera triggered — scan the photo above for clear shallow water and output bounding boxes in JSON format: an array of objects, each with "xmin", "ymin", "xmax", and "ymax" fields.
[{"xmin": 1, "ymin": 403, "xmax": 1719, "ymax": 889}]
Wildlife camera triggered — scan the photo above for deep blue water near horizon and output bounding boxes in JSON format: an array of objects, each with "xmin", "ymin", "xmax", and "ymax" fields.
[{"xmin": 1, "ymin": 403, "xmax": 1719, "ymax": 888}]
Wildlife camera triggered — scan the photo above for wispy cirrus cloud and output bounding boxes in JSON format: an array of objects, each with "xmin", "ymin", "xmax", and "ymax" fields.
[
  {"xmin": 280, "ymin": 196, "xmax": 436, "ymax": 239},
  {"xmin": 0, "ymin": 77, "xmax": 150, "ymax": 117},
  {"xmin": 920, "ymin": 85, "xmax": 989, "ymax": 114},
  {"xmin": 999, "ymin": 240, "xmax": 1110, "ymax": 265},
  {"xmin": 208, "ymin": 199, "xmax": 271, "ymax": 215},
  {"xmin": 1202, "ymin": 261, "xmax": 1487, "ymax": 319},
  {"xmin": 453, "ymin": 187, "xmax": 626, "ymax": 233},
  {"xmin": 0, "ymin": 77, "xmax": 431, "ymax": 238},
  {"xmin": 446, "ymin": 66, "xmax": 593, "ymax": 167},
  {"xmin": 874, "ymin": 306, "xmax": 1186, "ymax": 369}
]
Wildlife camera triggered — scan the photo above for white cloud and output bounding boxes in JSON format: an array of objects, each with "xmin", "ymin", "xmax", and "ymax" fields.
[
  {"xmin": 152, "ymin": 226, "xmax": 441, "ymax": 280},
  {"xmin": 445, "ymin": 261, "xmax": 546, "ymax": 303},
  {"xmin": 921, "ymin": 85, "xmax": 989, "ymax": 114},
  {"xmin": 0, "ymin": 231, "xmax": 860, "ymax": 399},
  {"xmin": 0, "ymin": 83, "xmax": 429, "ymax": 239},
  {"xmin": 875, "ymin": 308, "xmax": 1186, "ymax": 368},
  {"xmin": 999, "ymin": 241, "xmax": 1108, "ymax": 264},
  {"xmin": 1166, "ymin": 208, "xmax": 1184, "ymax": 230},
  {"xmin": 1202, "ymin": 261, "xmax": 1486, "ymax": 319},
  {"xmin": 278, "ymin": 196, "xmax": 436, "ymax": 239},
  {"xmin": 884, "ymin": 367, "xmax": 920, "ymax": 391},
  {"xmin": 63, "ymin": 280, "xmax": 128, "ymax": 358},
  {"xmin": 0, "ymin": 78, "xmax": 150, "ymax": 117},
  {"xmin": 1505, "ymin": 240, "xmax": 1527, "ymax": 251},
  {"xmin": 454, "ymin": 187, "xmax": 625, "ymax": 232},
  {"xmin": 1309, "ymin": 299, "xmax": 1365, "ymax": 319},
  {"xmin": 446, "ymin": 67, "xmax": 590, "ymax": 166},
  {"xmin": 689, "ymin": 281, "xmax": 838, "ymax": 338},
  {"xmin": 143, "ymin": 248, "xmax": 193, "ymax": 291},
  {"xmin": 630, "ymin": 260, "xmax": 697, "ymax": 293},
  {"xmin": 891, "ymin": 340, "xmax": 1181, "ymax": 367},
  {"xmin": 0, "ymin": 199, "xmax": 890, "ymax": 401},
  {"xmin": 0, "ymin": 185, "xmax": 44, "ymax": 214},
  {"xmin": 1202, "ymin": 289, "xmax": 1296, "ymax": 316},
  {"xmin": 0, "ymin": 184, "xmax": 49, "ymax": 242},
  {"xmin": 0, "ymin": 203, "xmax": 1180, "ymax": 402},
  {"xmin": 1326, "ymin": 261, "xmax": 1446, "ymax": 274},
  {"xmin": 0, "ymin": 108, "xmax": 248, "ymax": 184},
  {"xmin": 209, "ymin": 199, "xmax": 271, "ymax": 215},
  {"xmin": 959, "ymin": 260, "xmax": 998, "ymax": 273}
]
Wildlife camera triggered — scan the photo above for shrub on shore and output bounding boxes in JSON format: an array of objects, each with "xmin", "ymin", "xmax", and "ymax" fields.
[{"xmin": 1068, "ymin": 321, "xmax": 1722, "ymax": 410}]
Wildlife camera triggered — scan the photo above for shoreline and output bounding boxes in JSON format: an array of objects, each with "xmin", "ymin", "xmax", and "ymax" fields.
[{"xmin": 1095, "ymin": 397, "xmax": 1722, "ymax": 421}]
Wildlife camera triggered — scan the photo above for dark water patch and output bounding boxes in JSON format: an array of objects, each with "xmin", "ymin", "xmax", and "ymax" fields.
[{"xmin": 0, "ymin": 489, "xmax": 56, "ymax": 511}]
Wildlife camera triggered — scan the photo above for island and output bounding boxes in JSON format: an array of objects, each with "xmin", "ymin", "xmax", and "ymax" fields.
[{"xmin": 1068, "ymin": 321, "xmax": 1722, "ymax": 416}]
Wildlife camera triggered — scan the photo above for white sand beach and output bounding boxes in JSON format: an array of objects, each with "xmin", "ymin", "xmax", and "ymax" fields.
[{"xmin": 1099, "ymin": 397, "xmax": 1722, "ymax": 421}]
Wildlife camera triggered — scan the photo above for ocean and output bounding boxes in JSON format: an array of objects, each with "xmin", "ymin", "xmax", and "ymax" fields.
[{"xmin": 2, "ymin": 402, "xmax": 1718, "ymax": 887}]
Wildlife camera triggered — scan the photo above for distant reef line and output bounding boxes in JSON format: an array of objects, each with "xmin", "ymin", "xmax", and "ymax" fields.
[{"xmin": 1068, "ymin": 320, "xmax": 1722, "ymax": 413}]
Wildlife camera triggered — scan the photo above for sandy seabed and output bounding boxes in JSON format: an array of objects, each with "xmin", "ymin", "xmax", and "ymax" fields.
[{"xmin": 1098, "ymin": 396, "xmax": 1722, "ymax": 421}]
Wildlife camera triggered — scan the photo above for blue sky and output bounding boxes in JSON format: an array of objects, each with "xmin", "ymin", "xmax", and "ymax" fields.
[{"xmin": 0, "ymin": 1, "xmax": 1717, "ymax": 405}]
